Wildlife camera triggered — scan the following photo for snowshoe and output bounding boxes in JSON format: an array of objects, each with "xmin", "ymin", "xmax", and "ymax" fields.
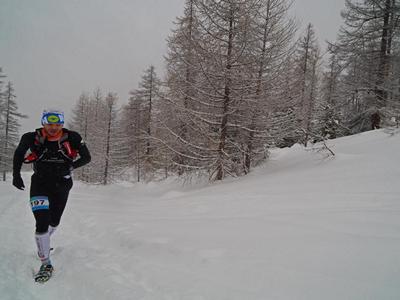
[{"xmin": 34, "ymin": 264, "xmax": 54, "ymax": 283}]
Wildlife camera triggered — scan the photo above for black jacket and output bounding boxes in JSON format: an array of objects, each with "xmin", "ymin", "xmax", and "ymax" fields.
[{"xmin": 13, "ymin": 128, "xmax": 91, "ymax": 179}]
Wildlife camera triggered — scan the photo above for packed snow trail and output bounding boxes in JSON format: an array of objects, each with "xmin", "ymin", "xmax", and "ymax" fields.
[{"xmin": 1, "ymin": 129, "xmax": 400, "ymax": 300}]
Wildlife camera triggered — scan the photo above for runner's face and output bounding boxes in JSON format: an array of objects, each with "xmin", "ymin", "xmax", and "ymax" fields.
[{"xmin": 44, "ymin": 124, "xmax": 63, "ymax": 136}]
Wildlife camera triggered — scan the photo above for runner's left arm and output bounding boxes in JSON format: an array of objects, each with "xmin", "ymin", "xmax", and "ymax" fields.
[{"xmin": 69, "ymin": 132, "xmax": 91, "ymax": 169}]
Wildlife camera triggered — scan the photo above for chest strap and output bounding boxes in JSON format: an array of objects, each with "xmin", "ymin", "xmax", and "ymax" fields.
[{"xmin": 24, "ymin": 129, "xmax": 78, "ymax": 163}]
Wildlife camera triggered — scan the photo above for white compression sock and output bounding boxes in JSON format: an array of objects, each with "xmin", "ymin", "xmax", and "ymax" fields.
[
  {"xmin": 48, "ymin": 225, "xmax": 57, "ymax": 237},
  {"xmin": 35, "ymin": 232, "xmax": 51, "ymax": 265}
]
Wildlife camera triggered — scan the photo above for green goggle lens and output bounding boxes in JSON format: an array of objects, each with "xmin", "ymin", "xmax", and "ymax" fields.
[{"xmin": 47, "ymin": 115, "xmax": 60, "ymax": 123}]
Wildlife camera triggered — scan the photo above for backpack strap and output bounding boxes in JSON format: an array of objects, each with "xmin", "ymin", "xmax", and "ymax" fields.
[
  {"xmin": 24, "ymin": 129, "xmax": 47, "ymax": 163},
  {"xmin": 59, "ymin": 130, "xmax": 69, "ymax": 143},
  {"xmin": 34, "ymin": 128, "xmax": 46, "ymax": 145},
  {"xmin": 58, "ymin": 131, "xmax": 78, "ymax": 161}
]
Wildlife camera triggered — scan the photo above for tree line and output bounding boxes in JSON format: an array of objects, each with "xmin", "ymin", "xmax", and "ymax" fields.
[{"xmin": 64, "ymin": 0, "xmax": 399, "ymax": 184}]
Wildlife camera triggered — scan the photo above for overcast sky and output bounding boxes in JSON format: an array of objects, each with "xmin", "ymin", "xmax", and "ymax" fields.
[{"xmin": 0, "ymin": 0, "xmax": 345, "ymax": 132}]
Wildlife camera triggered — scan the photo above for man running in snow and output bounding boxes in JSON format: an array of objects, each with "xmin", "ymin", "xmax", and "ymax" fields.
[{"xmin": 12, "ymin": 110, "xmax": 91, "ymax": 282}]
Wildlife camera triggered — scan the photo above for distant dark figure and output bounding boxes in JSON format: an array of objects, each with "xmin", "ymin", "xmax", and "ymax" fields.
[{"xmin": 371, "ymin": 112, "xmax": 381, "ymax": 130}]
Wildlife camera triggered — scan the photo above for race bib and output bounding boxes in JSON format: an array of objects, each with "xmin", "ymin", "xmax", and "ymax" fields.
[{"xmin": 30, "ymin": 196, "xmax": 49, "ymax": 212}]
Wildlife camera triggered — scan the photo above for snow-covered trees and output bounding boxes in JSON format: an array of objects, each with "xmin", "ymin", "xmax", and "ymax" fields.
[
  {"xmin": 318, "ymin": 45, "xmax": 348, "ymax": 139},
  {"xmin": 70, "ymin": 93, "xmax": 91, "ymax": 181},
  {"xmin": 331, "ymin": 0, "xmax": 400, "ymax": 132},
  {"xmin": 0, "ymin": 69, "xmax": 26, "ymax": 181},
  {"xmin": 120, "ymin": 90, "xmax": 143, "ymax": 181},
  {"xmin": 120, "ymin": 66, "xmax": 163, "ymax": 181},
  {"xmin": 70, "ymin": 0, "xmax": 299, "ymax": 182},
  {"xmin": 163, "ymin": 0, "xmax": 205, "ymax": 176},
  {"xmin": 241, "ymin": 0, "xmax": 296, "ymax": 172},
  {"xmin": 292, "ymin": 23, "xmax": 321, "ymax": 146},
  {"xmin": 161, "ymin": 0, "xmax": 296, "ymax": 179},
  {"xmin": 69, "ymin": 89, "xmax": 120, "ymax": 184}
]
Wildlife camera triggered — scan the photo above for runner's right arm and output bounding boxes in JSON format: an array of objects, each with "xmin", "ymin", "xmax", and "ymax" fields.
[{"xmin": 12, "ymin": 132, "xmax": 34, "ymax": 190}]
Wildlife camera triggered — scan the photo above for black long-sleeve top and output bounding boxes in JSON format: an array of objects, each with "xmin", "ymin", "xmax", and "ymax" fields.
[{"xmin": 13, "ymin": 128, "xmax": 91, "ymax": 179}]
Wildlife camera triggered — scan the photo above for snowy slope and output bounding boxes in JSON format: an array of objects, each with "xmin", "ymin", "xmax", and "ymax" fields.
[{"xmin": 1, "ymin": 129, "xmax": 399, "ymax": 300}]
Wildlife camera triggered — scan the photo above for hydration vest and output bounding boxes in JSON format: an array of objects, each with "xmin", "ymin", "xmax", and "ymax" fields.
[{"xmin": 24, "ymin": 129, "xmax": 78, "ymax": 164}]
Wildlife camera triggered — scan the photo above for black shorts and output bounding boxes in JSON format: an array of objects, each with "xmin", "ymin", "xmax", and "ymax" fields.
[{"xmin": 30, "ymin": 174, "xmax": 73, "ymax": 233}]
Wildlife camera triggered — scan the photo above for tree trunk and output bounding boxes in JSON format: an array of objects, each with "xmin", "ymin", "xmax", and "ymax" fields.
[
  {"xmin": 177, "ymin": 0, "xmax": 195, "ymax": 175},
  {"xmin": 136, "ymin": 106, "xmax": 141, "ymax": 182},
  {"xmin": 304, "ymin": 60, "xmax": 318, "ymax": 146},
  {"xmin": 103, "ymin": 102, "xmax": 113, "ymax": 185},
  {"xmin": 376, "ymin": 0, "xmax": 392, "ymax": 107},
  {"xmin": 245, "ymin": 0, "xmax": 271, "ymax": 174},
  {"xmin": 216, "ymin": 5, "xmax": 234, "ymax": 181},
  {"xmin": 2, "ymin": 83, "xmax": 12, "ymax": 181},
  {"xmin": 146, "ymin": 68, "xmax": 154, "ymax": 157}
]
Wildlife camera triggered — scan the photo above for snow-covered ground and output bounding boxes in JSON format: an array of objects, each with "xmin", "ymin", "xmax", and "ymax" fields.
[{"xmin": 1, "ymin": 129, "xmax": 399, "ymax": 300}]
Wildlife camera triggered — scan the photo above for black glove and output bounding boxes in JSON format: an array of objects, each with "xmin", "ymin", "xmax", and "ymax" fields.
[{"xmin": 13, "ymin": 174, "xmax": 25, "ymax": 190}]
